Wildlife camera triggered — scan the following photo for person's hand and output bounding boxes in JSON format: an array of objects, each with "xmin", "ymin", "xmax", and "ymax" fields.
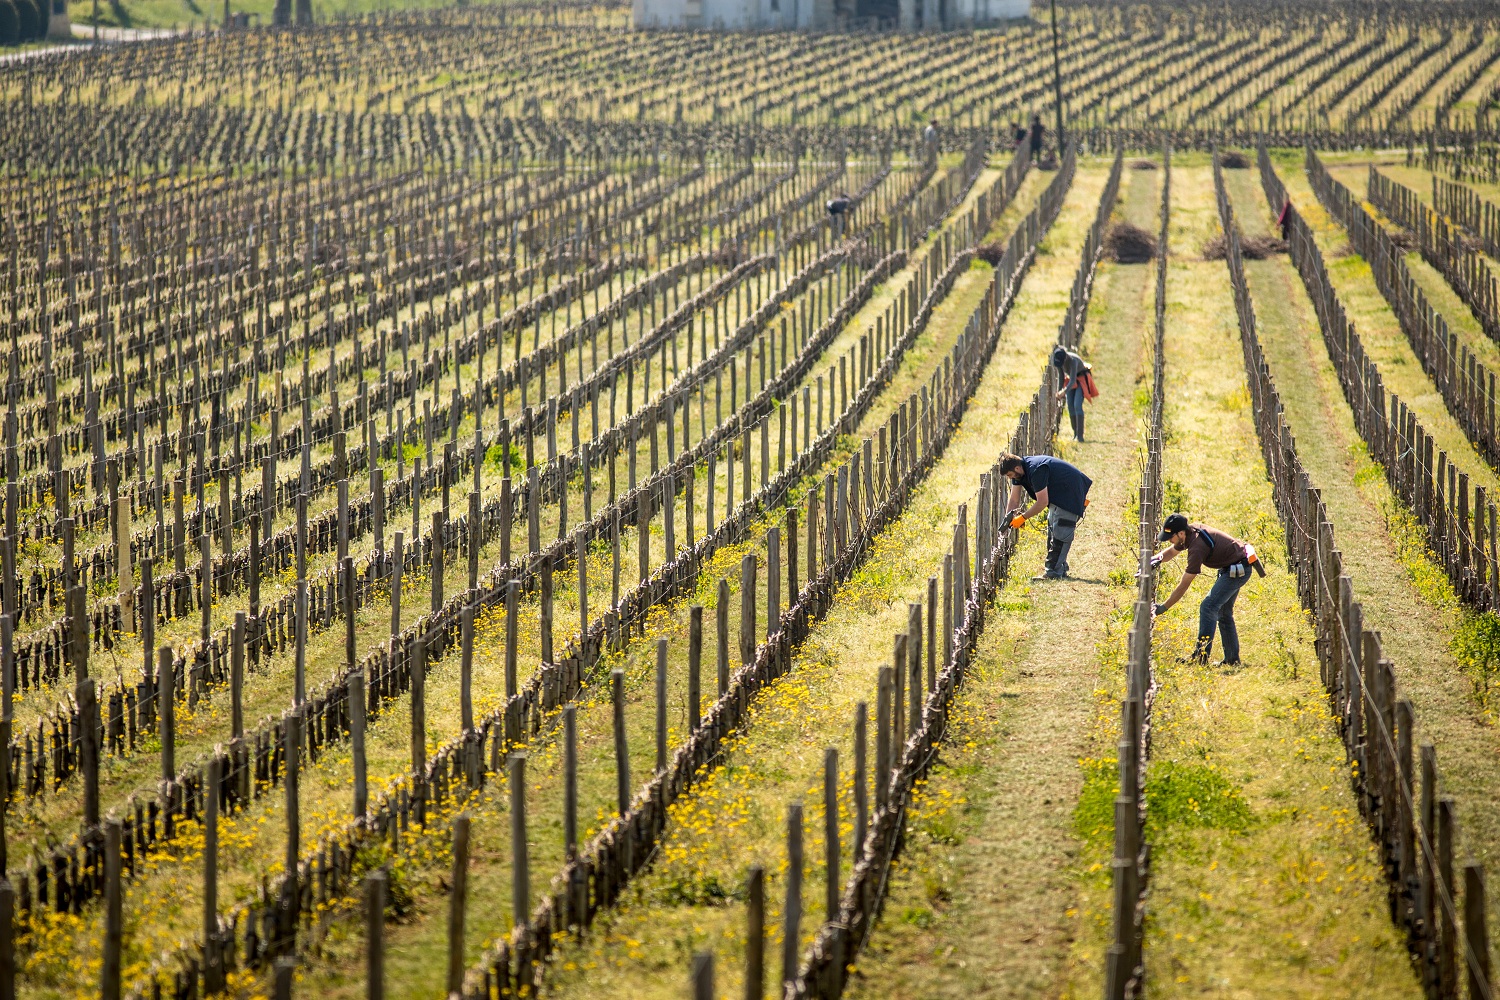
[
  {"xmin": 1152, "ymin": 602, "xmax": 1166, "ymax": 616},
  {"xmin": 1010, "ymin": 514, "xmax": 1027, "ymax": 529},
  {"xmin": 1054, "ymin": 389, "xmax": 1065, "ymax": 400},
  {"xmin": 1149, "ymin": 554, "xmax": 1162, "ymax": 569}
]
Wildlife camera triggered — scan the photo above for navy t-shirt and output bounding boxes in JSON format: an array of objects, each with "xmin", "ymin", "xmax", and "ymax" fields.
[{"xmin": 1017, "ymin": 456, "xmax": 1091, "ymax": 517}]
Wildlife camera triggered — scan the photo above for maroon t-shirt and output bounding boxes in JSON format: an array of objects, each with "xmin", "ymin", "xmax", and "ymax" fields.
[{"xmin": 1176, "ymin": 524, "xmax": 1248, "ymax": 574}]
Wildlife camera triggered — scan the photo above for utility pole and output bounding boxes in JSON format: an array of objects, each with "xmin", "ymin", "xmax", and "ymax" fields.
[{"xmin": 1049, "ymin": 0, "xmax": 1065, "ymax": 153}]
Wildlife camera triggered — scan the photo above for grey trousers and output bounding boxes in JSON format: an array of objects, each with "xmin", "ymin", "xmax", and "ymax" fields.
[{"xmin": 1045, "ymin": 509, "xmax": 1080, "ymax": 577}]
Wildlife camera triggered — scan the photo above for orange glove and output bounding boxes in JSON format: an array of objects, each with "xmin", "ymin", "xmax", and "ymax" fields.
[{"xmin": 1010, "ymin": 515, "xmax": 1026, "ymax": 529}]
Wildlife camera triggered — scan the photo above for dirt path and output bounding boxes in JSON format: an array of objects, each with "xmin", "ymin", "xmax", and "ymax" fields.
[{"xmin": 845, "ymin": 163, "xmax": 1156, "ymax": 1000}]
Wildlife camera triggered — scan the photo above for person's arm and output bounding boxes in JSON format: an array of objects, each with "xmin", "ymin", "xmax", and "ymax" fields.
[
  {"xmin": 1155, "ymin": 570, "xmax": 1196, "ymax": 614},
  {"xmin": 1005, "ymin": 483, "xmax": 1025, "ymax": 520},
  {"xmin": 1150, "ymin": 545, "xmax": 1179, "ymax": 568},
  {"xmin": 1019, "ymin": 487, "xmax": 1049, "ymax": 521}
]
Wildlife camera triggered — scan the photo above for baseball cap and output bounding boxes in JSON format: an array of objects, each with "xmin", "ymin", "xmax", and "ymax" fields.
[{"xmin": 1158, "ymin": 513, "xmax": 1188, "ymax": 542}]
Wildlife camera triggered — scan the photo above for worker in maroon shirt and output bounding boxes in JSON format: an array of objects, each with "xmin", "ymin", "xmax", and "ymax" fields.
[{"xmin": 1150, "ymin": 513, "xmax": 1264, "ymax": 666}]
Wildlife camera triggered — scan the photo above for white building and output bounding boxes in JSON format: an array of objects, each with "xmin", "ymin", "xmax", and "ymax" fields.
[{"xmin": 632, "ymin": 0, "xmax": 1027, "ymax": 32}]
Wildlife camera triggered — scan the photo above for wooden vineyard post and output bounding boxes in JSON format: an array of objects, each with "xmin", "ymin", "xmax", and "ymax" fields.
[
  {"xmin": 689, "ymin": 606, "xmax": 703, "ymax": 731},
  {"xmin": 273, "ymin": 956, "xmax": 295, "ymax": 1000},
  {"xmin": 541, "ymin": 557, "xmax": 554, "ymax": 663},
  {"xmin": 824, "ymin": 747, "xmax": 839, "ymax": 922},
  {"xmin": 746, "ymin": 865, "xmax": 765, "ymax": 1000},
  {"xmin": 876, "ymin": 667, "xmax": 892, "ymax": 811},
  {"xmin": 1440, "ymin": 797, "xmax": 1457, "ymax": 997},
  {"xmin": 282, "ymin": 710, "xmax": 302, "ymax": 954},
  {"xmin": 231, "ymin": 613, "xmax": 245, "ymax": 739},
  {"xmin": 351, "ymin": 671, "xmax": 368, "ymax": 819},
  {"xmin": 613, "ymin": 670, "xmax": 630, "ymax": 815},
  {"xmin": 468, "ymin": 491, "xmax": 480, "ymax": 590},
  {"xmin": 564, "ymin": 705, "xmax": 578, "ymax": 860},
  {"xmin": 691, "ymin": 951, "xmax": 714, "ymax": 1000},
  {"xmin": 854, "ymin": 702, "xmax": 868, "ymax": 860},
  {"xmin": 100, "ymin": 818, "xmax": 121, "ymax": 1000},
  {"xmin": 767, "ymin": 526, "xmax": 780, "ymax": 642},
  {"xmin": 783, "ymin": 802, "xmax": 803, "ymax": 993},
  {"xmin": 80, "ymin": 678, "xmax": 98, "ymax": 828},
  {"xmin": 717, "ymin": 580, "xmax": 731, "ymax": 695},
  {"xmin": 366, "ymin": 870, "xmax": 386, "ymax": 1000},
  {"xmin": 460, "ymin": 608, "xmax": 474, "ymax": 734},
  {"xmin": 391, "ymin": 532, "xmax": 404, "ymax": 638},
  {"xmin": 907, "ymin": 603, "xmax": 922, "ymax": 736},
  {"xmin": 740, "ymin": 554, "xmax": 757, "ymax": 665},
  {"xmin": 893, "ymin": 634, "xmax": 906, "ymax": 754},
  {"xmin": 927, "ymin": 575, "xmax": 938, "ymax": 691},
  {"xmin": 344, "ymin": 557, "xmax": 356, "ymax": 671},
  {"xmin": 1466, "ymin": 862, "xmax": 1490, "ymax": 1000},
  {"xmin": 204, "ymin": 756, "xmax": 223, "ymax": 992},
  {"xmin": 656, "ymin": 639, "xmax": 668, "ymax": 773},
  {"xmin": 411, "ymin": 637, "xmax": 427, "ymax": 775},
  {"xmin": 431, "ymin": 512, "xmax": 445, "ymax": 621},
  {"xmin": 577, "ymin": 527, "xmax": 588, "ymax": 641},
  {"xmin": 158, "ymin": 646, "xmax": 174, "ymax": 781},
  {"xmin": 505, "ymin": 579, "xmax": 520, "ymax": 701},
  {"xmin": 448, "ymin": 814, "xmax": 470, "ymax": 997},
  {"xmin": 510, "ymin": 755, "xmax": 530, "ymax": 927}
]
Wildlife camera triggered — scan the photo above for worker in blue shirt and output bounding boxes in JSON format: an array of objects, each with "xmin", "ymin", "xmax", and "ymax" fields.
[{"xmin": 1001, "ymin": 452, "xmax": 1092, "ymax": 579}]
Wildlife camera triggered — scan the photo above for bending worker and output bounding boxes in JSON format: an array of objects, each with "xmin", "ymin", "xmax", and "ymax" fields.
[
  {"xmin": 1001, "ymin": 452, "xmax": 1092, "ymax": 579},
  {"xmin": 1151, "ymin": 513, "xmax": 1264, "ymax": 666},
  {"xmin": 1051, "ymin": 344, "xmax": 1095, "ymax": 443}
]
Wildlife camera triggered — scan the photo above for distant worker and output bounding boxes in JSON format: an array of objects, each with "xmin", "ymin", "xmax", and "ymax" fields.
[
  {"xmin": 924, "ymin": 118, "xmax": 939, "ymax": 161},
  {"xmin": 826, "ymin": 191, "xmax": 851, "ymax": 238},
  {"xmin": 1029, "ymin": 112, "xmax": 1045, "ymax": 157},
  {"xmin": 1001, "ymin": 452, "xmax": 1092, "ymax": 580},
  {"xmin": 1012, "ymin": 120, "xmax": 1027, "ymax": 150},
  {"xmin": 1150, "ymin": 513, "xmax": 1265, "ymax": 666},
  {"xmin": 1051, "ymin": 344, "xmax": 1097, "ymax": 442}
]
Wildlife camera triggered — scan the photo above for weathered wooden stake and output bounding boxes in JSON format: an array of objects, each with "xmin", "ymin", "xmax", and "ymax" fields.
[
  {"xmin": 231, "ymin": 612, "xmax": 245, "ymax": 739},
  {"xmin": 717, "ymin": 579, "xmax": 731, "ymax": 695},
  {"xmin": 1466, "ymin": 862, "xmax": 1490, "ymax": 1000},
  {"xmin": 460, "ymin": 607, "xmax": 474, "ymax": 733},
  {"xmin": 204, "ymin": 756, "xmax": 222, "ymax": 991},
  {"xmin": 824, "ymin": 746, "xmax": 840, "ymax": 922},
  {"xmin": 273, "ymin": 956, "xmax": 295, "ymax": 1000},
  {"xmin": 691, "ymin": 951, "xmax": 714, "ymax": 1000},
  {"xmin": 99, "ymin": 819, "xmax": 121, "ymax": 1000},
  {"xmin": 740, "ymin": 554, "xmax": 757, "ymax": 665},
  {"xmin": 365, "ymin": 870, "xmax": 386, "ymax": 1000},
  {"xmin": 391, "ymin": 531, "xmax": 404, "ymax": 638},
  {"xmin": 854, "ymin": 702, "xmax": 868, "ymax": 860},
  {"xmin": 689, "ymin": 606, "xmax": 703, "ymax": 731},
  {"xmin": 782, "ymin": 802, "xmax": 803, "ymax": 992},
  {"xmin": 343, "ymin": 556, "xmax": 357, "ymax": 670},
  {"xmin": 876, "ymin": 667, "xmax": 892, "ymax": 811},
  {"xmin": 349, "ymin": 671, "xmax": 367, "ymax": 821},
  {"xmin": 745, "ymin": 865, "xmax": 765, "ymax": 1000},
  {"xmin": 656, "ymin": 639, "xmax": 668, "ymax": 773},
  {"xmin": 564, "ymin": 704, "xmax": 578, "ymax": 860},
  {"xmin": 158, "ymin": 646, "xmax": 175, "ymax": 780},
  {"xmin": 411, "ymin": 637, "xmax": 427, "ymax": 774},
  {"xmin": 612, "ymin": 670, "xmax": 630, "ymax": 815},
  {"xmin": 510, "ymin": 754, "xmax": 530, "ymax": 925},
  {"xmin": 447, "ymin": 814, "xmax": 470, "ymax": 996},
  {"xmin": 505, "ymin": 579, "xmax": 520, "ymax": 699}
]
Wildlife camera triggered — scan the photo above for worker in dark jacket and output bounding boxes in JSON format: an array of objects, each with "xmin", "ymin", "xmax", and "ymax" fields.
[
  {"xmin": 826, "ymin": 191, "xmax": 851, "ymax": 239},
  {"xmin": 1001, "ymin": 452, "xmax": 1092, "ymax": 579},
  {"xmin": 1028, "ymin": 113, "xmax": 1045, "ymax": 157},
  {"xmin": 1151, "ymin": 513, "xmax": 1264, "ymax": 665}
]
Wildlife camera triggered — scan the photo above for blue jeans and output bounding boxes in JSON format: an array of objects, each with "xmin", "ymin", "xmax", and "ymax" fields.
[
  {"xmin": 1066, "ymin": 385, "xmax": 1084, "ymax": 441},
  {"xmin": 1197, "ymin": 569, "xmax": 1250, "ymax": 663}
]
